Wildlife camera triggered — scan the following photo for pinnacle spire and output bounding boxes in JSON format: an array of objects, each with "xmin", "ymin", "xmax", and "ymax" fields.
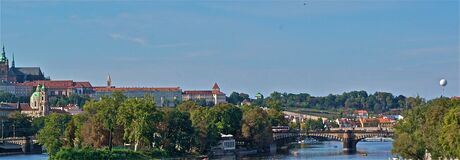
[
  {"xmin": 107, "ymin": 74, "xmax": 112, "ymax": 87},
  {"xmin": 12, "ymin": 52, "xmax": 15, "ymax": 68},
  {"xmin": 0, "ymin": 44, "xmax": 7, "ymax": 63}
]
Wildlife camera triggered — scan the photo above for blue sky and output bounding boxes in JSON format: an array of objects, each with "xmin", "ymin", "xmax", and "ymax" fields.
[{"xmin": 0, "ymin": 0, "xmax": 458, "ymax": 99}]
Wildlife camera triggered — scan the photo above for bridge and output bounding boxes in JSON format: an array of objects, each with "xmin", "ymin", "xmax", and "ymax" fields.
[
  {"xmin": 0, "ymin": 136, "xmax": 38, "ymax": 154},
  {"xmin": 273, "ymin": 129, "xmax": 394, "ymax": 153}
]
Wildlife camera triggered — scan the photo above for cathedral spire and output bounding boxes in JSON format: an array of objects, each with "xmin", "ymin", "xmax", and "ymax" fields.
[
  {"xmin": 0, "ymin": 44, "xmax": 7, "ymax": 63},
  {"xmin": 11, "ymin": 53, "xmax": 15, "ymax": 68},
  {"xmin": 107, "ymin": 74, "xmax": 112, "ymax": 87}
]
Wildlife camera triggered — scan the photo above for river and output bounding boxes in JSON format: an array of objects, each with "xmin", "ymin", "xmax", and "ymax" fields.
[
  {"xmin": 0, "ymin": 141, "xmax": 394, "ymax": 160},
  {"xmin": 241, "ymin": 141, "xmax": 394, "ymax": 160}
]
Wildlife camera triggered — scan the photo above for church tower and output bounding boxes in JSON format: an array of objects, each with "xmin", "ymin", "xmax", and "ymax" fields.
[
  {"xmin": 0, "ymin": 45, "xmax": 9, "ymax": 81},
  {"xmin": 30, "ymin": 84, "xmax": 49, "ymax": 117},
  {"xmin": 107, "ymin": 74, "xmax": 112, "ymax": 87}
]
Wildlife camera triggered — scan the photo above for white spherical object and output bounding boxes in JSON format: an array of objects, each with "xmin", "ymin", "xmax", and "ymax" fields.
[{"xmin": 440, "ymin": 79, "xmax": 447, "ymax": 87}]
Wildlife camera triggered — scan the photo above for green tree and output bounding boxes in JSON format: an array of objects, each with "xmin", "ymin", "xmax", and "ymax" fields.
[
  {"xmin": 190, "ymin": 107, "xmax": 219, "ymax": 154},
  {"xmin": 177, "ymin": 100, "xmax": 200, "ymax": 112},
  {"xmin": 37, "ymin": 113, "xmax": 71, "ymax": 157},
  {"xmin": 31, "ymin": 116, "xmax": 46, "ymax": 135},
  {"xmin": 117, "ymin": 96, "xmax": 162, "ymax": 151},
  {"xmin": 267, "ymin": 109, "xmax": 288, "ymax": 126},
  {"xmin": 157, "ymin": 109, "xmax": 194, "ymax": 154},
  {"xmin": 96, "ymin": 92, "xmax": 126, "ymax": 151},
  {"xmin": 304, "ymin": 119, "xmax": 324, "ymax": 131},
  {"xmin": 8, "ymin": 112, "xmax": 32, "ymax": 136},
  {"xmin": 241, "ymin": 108, "xmax": 273, "ymax": 149},
  {"xmin": 211, "ymin": 104, "xmax": 243, "ymax": 136},
  {"xmin": 439, "ymin": 106, "xmax": 460, "ymax": 158}
]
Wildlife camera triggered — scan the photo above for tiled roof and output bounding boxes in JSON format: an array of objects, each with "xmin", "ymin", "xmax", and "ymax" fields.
[
  {"xmin": 18, "ymin": 80, "xmax": 93, "ymax": 89},
  {"xmin": 94, "ymin": 87, "xmax": 181, "ymax": 92},
  {"xmin": 184, "ymin": 90, "xmax": 225, "ymax": 95},
  {"xmin": 184, "ymin": 90, "xmax": 213, "ymax": 95},
  {"xmin": 74, "ymin": 82, "xmax": 92, "ymax": 88},
  {"xmin": 212, "ymin": 83, "xmax": 220, "ymax": 89}
]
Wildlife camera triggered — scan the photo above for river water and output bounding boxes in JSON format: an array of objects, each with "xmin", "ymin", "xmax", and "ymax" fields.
[
  {"xmin": 0, "ymin": 141, "xmax": 394, "ymax": 160},
  {"xmin": 242, "ymin": 141, "xmax": 394, "ymax": 160}
]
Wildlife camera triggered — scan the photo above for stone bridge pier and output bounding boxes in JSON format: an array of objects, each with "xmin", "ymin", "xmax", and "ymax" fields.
[{"xmin": 342, "ymin": 130, "xmax": 357, "ymax": 153}]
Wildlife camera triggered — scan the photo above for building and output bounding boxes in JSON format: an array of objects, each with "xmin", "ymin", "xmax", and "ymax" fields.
[
  {"xmin": 353, "ymin": 110, "xmax": 369, "ymax": 119},
  {"xmin": 255, "ymin": 93, "xmax": 264, "ymax": 99},
  {"xmin": 0, "ymin": 103, "xmax": 21, "ymax": 119},
  {"xmin": 0, "ymin": 45, "xmax": 47, "ymax": 83},
  {"xmin": 92, "ymin": 76, "xmax": 182, "ymax": 107},
  {"xmin": 182, "ymin": 83, "xmax": 226, "ymax": 105},
  {"xmin": 18, "ymin": 80, "xmax": 93, "ymax": 97},
  {"xmin": 51, "ymin": 104, "xmax": 83, "ymax": 115},
  {"xmin": 21, "ymin": 84, "xmax": 50, "ymax": 118},
  {"xmin": 0, "ymin": 81, "xmax": 33, "ymax": 97},
  {"xmin": 92, "ymin": 87, "xmax": 182, "ymax": 107}
]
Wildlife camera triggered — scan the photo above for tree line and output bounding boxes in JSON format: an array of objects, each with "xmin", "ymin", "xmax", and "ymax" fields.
[
  {"xmin": 392, "ymin": 97, "xmax": 460, "ymax": 159},
  {"xmin": 228, "ymin": 91, "xmax": 422, "ymax": 113},
  {"xmin": 26, "ymin": 92, "xmax": 291, "ymax": 159}
]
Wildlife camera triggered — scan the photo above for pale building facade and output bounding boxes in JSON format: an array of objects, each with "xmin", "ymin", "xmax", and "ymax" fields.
[{"xmin": 182, "ymin": 83, "xmax": 227, "ymax": 105}]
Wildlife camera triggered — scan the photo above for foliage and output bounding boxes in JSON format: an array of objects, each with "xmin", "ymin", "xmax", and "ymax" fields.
[
  {"xmin": 177, "ymin": 100, "xmax": 199, "ymax": 112},
  {"xmin": 52, "ymin": 148, "xmax": 149, "ymax": 160},
  {"xmin": 227, "ymin": 92, "xmax": 250, "ymax": 105},
  {"xmin": 241, "ymin": 107, "xmax": 273, "ymax": 149},
  {"xmin": 393, "ymin": 98, "xmax": 460, "ymax": 159},
  {"xmin": 48, "ymin": 94, "xmax": 90, "ymax": 108},
  {"xmin": 37, "ymin": 113, "xmax": 71, "ymax": 157},
  {"xmin": 304, "ymin": 119, "xmax": 324, "ymax": 131},
  {"xmin": 7, "ymin": 112, "xmax": 32, "ymax": 137},
  {"xmin": 190, "ymin": 107, "xmax": 220, "ymax": 154},
  {"xmin": 267, "ymin": 109, "xmax": 288, "ymax": 126},
  {"xmin": 211, "ymin": 103, "xmax": 243, "ymax": 136},
  {"xmin": 117, "ymin": 95, "xmax": 162, "ymax": 151},
  {"xmin": 156, "ymin": 108, "xmax": 195, "ymax": 154},
  {"xmin": 439, "ymin": 106, "xmax": 460, "ymax": 158},
  {"xmin": 262, "ymin": 91, "xmax": 413, "ymax": 113}
]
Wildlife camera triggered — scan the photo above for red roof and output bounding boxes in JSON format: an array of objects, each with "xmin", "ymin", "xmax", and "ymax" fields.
[
  {"xmin": 94, "ymin": 87, "xmax": 181, "ymax": 92},
  {"xmin": 74, "ymin": 82, "xmax": 92, "ymax": 88},
  {"xmin": 354, "ymin": 110, "xmax": 368, "ymax": 114},
  {"xmin": 18, "ymin": 80, "xmax": 93, "ymax": 89},
  {"xmin": 184, "ymin": 90, "xmax": 213, "ymax": 95},
  {"xmin": 377, "ymin": 117, "xmax": 394, "ymax": 123},
  {"xmin": 184, "ymin": 90, "xmax": 224, "ymax": 95},
  {"xmin": 212, "ymin": 83, "xmax": 220, "ymax": 90}
]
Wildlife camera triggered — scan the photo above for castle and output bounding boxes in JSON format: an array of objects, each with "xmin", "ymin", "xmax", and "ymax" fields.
[{"xmin": 0, "ymin": 45, "xmax": 47, "ymax": 83}]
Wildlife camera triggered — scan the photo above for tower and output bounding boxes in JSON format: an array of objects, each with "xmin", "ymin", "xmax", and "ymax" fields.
[
  {"xmin": 107, "ymin": 74, "xmax": 112, "ymax": 87},
  {"xmin": 40, "ymin": 85, "xmax": 49, "ymax": 116},
  {"xmin": 212, "ymin": 83, "xmax": 220, "ymax": 105},
  {"xmin": 212, "ymin": 82, "xmax": 220, "ymax": 93},
  {"xmin": 11, "ymin": 53, "xmax": 15, "ymax": 68},
  {"xmin": 0, "ymin": 45, "xmax": 9, "ymax": 81},
  {"xmin": 29, "ymin": 84, "xmax": 49, "ymax": 117}
]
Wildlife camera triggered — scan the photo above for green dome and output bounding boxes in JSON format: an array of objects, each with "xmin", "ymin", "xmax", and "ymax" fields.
[{"xmin": 32, "ymin": 92, "xmax": 41, "ymax": 97}]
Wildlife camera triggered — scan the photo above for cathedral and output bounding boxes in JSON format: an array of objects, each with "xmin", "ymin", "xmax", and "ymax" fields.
[{"xmin": 0, "ymin": 45, "xmax": 47, "ymax": 83}]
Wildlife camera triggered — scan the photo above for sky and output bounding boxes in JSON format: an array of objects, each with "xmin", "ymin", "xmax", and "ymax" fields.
[{"xmin": 0, "ymin": 0, "xmax": 458, "ymax": 99}]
